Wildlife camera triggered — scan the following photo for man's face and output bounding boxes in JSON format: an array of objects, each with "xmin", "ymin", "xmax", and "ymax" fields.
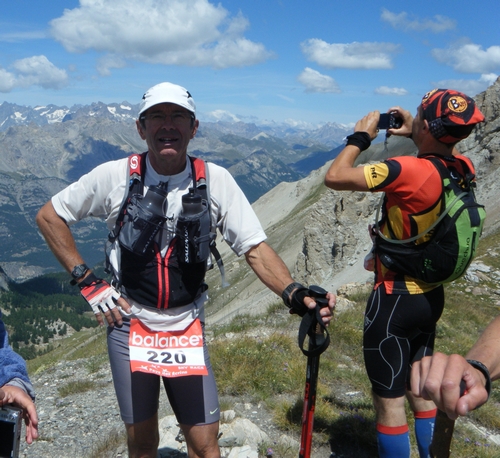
[
  {"xmin": 136, "ymin": 102, "xmax": 198, "ymax": 174},
  {"xmin": 412, "ymin": 105, "xmax": 426, "ymax": 145}
]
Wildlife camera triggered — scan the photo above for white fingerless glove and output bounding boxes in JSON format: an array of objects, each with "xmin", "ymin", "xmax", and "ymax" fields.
[{"xmin": 78, "ymin": 273, "xmax": 121, "ymax": 315}]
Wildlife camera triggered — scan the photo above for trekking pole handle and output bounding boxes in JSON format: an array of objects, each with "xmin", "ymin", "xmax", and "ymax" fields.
[{"xmin": 309, "ymin": 285, "xmax": 328, "ymax": 334}]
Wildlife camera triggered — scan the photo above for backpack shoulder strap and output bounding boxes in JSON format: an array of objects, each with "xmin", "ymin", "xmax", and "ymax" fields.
[
  {"xmin": 375, "ymin": 155, "xmax": 468, "ymax": 245},
  {"xmin": 188, "ymin": 156, "xmax": 229, "ymax": 287},
  {"xmin": 109, "ymin": 152, "xmax": 147, "ymax": 240}
]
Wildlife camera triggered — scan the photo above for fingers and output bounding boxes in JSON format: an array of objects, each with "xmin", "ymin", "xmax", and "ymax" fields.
[
  {"xmin": 354, "ymin": 111, "xmax": 380, "ymax": 139},
  {"xmin": 386, "ymin": 106, "xmax": 413, "ymax": 136},
  {"xmin": 23, "ymin": 404, "xmax": 39, "ymax": 444},
  {"xmin": 302, "ymin": 293, "xmax": 335, "ymax": 326},
  {"xmin": 411, "ymin": 353, "xmax": 490, "ymax": 420},
  {"xmin": 117, "ymin": 296, "xmax": 132, "ymax": 314},
  {"xmin": 0, "ymin": 386, "xmax": 39, "ymax": 443},
  {"xmin": 94, "ymin": 311, "xmax": 105, "ymax": 326}
]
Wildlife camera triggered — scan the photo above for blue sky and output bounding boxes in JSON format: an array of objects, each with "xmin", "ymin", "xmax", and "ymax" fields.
[{"xmin": 1, "ymin": 0, "xmax": 499, "ymax": 126}]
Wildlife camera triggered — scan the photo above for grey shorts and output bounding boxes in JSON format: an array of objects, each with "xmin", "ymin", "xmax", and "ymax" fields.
[{"xmin": 107, "ymin": 319, "xmax": 220, "ymax": 425}]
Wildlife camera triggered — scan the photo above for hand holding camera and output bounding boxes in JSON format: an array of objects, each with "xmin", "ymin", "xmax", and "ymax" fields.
[
  {"xmin": 381, "ymin": 106, "xmax": 414, "ymax": 138},
  {"xmin": 0, "ymin": 385, "xmax": 39, "ymax": 455},
  {"xmin": 377, "ymin": 112, "xmax": 403, "ymax": 130}
]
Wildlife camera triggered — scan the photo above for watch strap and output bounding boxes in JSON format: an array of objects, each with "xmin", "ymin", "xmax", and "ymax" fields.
[
  {"xmin": 75, "ymin": 272, "xmax": 100, "ymax": 289},
  {"xmin": 466, "ymin": 359, "xmax": 491, "ymax": 399},
  {"xmin": 70, "ymin": 263, "xmax": 90, "ymax": 285},
  {"xmin": 281, "ymin": 282, "xmax": 304, "ymax": 307}
]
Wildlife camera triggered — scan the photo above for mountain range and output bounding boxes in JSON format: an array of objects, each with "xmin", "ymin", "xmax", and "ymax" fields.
[
  {"xmin": 0, "ymin": 99, "xmax": 350, "ymax": 280},
  {"xmin": 0, "ymin": 76, "xmax": 499, "ymax": 291}
]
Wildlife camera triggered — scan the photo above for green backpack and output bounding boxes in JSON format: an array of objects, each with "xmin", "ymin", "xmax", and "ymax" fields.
[{"xmin": 374, "ymin": 156, "xmax": 486, "ymax": 284}]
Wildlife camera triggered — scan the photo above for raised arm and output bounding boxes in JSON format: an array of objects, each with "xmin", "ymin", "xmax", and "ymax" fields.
[{"xmin": 324, "ymin": 111, "xmax": 379, "ymax": 192}]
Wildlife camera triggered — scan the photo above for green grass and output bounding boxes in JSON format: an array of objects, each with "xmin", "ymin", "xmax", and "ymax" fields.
[
  {"xmin": 25, "ymin": 229, "xmax": 500, "ymax": 457},
  {"xmin": 207, "ymin": 230, "xmax": 500, "ymax": 457},
  {"xmin": 58, "ymin": 379, "xmax": 98, "ymax": 398}
]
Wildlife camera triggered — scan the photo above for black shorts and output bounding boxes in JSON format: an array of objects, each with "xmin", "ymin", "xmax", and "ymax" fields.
[
  {"xmin": 107, "ymin": 319, "xmax": 220, "ymax": 425},
  {"xmin": 363, "ymin": 284, "xmax": 444, "ymax": 398}
]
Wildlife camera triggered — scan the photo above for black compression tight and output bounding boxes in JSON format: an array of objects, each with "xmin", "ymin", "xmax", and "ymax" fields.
[{"xmin": 363, "ymin": 284, "xmax": 445, "ymax": 398}]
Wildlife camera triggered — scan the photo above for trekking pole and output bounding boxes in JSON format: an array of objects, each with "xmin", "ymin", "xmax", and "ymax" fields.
[
  {"xmin": 429, "ymin": 381, "xmax": 466, "ymax": 458},
  {"xmin": 429, "ymin": 410, "xmax": 455, "ymax": 458},
  {"xmin": 298, "ymin": 285, "xmax": 330, "ymax": 458}
]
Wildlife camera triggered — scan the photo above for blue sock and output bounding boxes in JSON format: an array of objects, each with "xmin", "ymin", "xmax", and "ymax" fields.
[
  {"xmin": 376, "ymin": 424, "xmax": 410, "ymax": 458},
  {"xmin": 414, "ymin": 409, "xmax": 437, "ymax": 458}
]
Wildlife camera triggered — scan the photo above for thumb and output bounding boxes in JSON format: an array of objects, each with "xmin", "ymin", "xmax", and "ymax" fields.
[{"xmin": 117, "ymin": 296, "xmax": 132, "ymax": 313}]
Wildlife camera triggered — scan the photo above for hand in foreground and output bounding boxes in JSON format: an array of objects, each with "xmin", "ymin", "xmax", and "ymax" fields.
[
  {"xmin": 79, "ymin": 274, "xmax": 131, "ymax": 326},
  {"xmin": 411, "ymin": 353, "xmax": 489, "ymax": 420},
  {"xmin": 0, "ymin": 386, "xmax": 39, "ymax": 444}
]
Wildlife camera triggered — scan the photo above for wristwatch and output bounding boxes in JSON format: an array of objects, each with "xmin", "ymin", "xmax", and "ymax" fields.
[
  {"xmin": 281, "ymin": 282, "xmax": 304, "ymax": 307},
  {"xmin": 467, "ymin": 359, "xmax": 492, "ymax": 399},
  {"xmin": 70, "ymin": 263, "xmax": 89, "ymax": 285}
]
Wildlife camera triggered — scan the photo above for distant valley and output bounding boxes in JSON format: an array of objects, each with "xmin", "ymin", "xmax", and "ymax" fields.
[{"xmin": 0, "ymin": 100, "xmax": 350, "ymax": 279}]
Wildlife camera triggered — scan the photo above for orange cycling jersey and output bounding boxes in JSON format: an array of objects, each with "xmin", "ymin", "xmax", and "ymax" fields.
[{"xmin": 363, "ymin": 154, "xmax": 475, "ymax": 294}]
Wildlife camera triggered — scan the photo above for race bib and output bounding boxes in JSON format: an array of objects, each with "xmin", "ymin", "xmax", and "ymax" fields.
[{"xmin": 129, "ymin": 318, "xmax": 208, "ymax": 377}]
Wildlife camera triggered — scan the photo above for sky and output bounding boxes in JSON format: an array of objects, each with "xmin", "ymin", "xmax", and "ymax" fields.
[{"xmin": 1, "ymin": 0, "xmax": 499, "ymax": 126}]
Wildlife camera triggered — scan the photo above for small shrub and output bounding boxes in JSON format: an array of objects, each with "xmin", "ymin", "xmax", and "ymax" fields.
[{"xmin": 58, "ymin": 380, "xmax": 97, "ymax": 398}]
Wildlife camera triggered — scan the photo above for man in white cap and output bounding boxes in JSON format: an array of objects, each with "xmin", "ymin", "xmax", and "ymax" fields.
[{"xmin": 36, "ymin": 82, "xmax": 335, "ymax": 458}]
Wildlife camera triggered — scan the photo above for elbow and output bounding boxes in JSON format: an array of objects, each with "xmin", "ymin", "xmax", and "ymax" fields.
[
  {"xmin": 35, "ymin": 202, "xmax": 50, "ymax": 229},
  {"xmin": 324, "ymin": 171, "xmax": 343, "ymax": 190},
  {"xmin": 36, "ymin": 201, "xmax": 61, "ymax": 231}
]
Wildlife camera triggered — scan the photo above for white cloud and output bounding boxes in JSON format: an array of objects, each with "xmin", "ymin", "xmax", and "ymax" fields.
[
  {"xmin": 432, "ymin": 43, "xmax": 500, "ymax": 73},
  {"xmin": 97, "ymin": 55, "xmax": 127, "ymax": 77},
  {"xmin": 297, "ymin": 68, "xmax": 341, "ymax": 93},
  {"xmin": 0, "ymin": 68, "xmax": 16, "ymax": 92},
  {"xmin": 0, "ymin": 55, "xmax": 68, "ymax": 92},
  {"xmin": 374, "ymin": 86, "xmax": 408, "ymax": 96},
  {"xmin": 431, "ymin": 73, "xmax": 499, "ymax": 96},
  {"xmin": 49, "ymin": 0, "xmax": 272, "ymax": 70},
  {"xmin": 301, "ymin": 39, "xmax": 399, "ymax": 70},
  {"xmin": 204, "ymin": 109, "xmax": 242, "ymax": 123},
  {"xmin": 381, "ymin": 9, "xmax": 456, "ymax": 33}
]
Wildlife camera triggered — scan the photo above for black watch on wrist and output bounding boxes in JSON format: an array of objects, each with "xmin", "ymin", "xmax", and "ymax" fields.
[
  {"xmin": 70, "ymin": 264, "xmax": 89, "ymax": 285},
  {"xmin": 281, "ymin": 282, "xmax": 304, "ymax": 308},
  {"xmin": 467, "ymin": 359, "xmax": 492, "ymax": 400}
]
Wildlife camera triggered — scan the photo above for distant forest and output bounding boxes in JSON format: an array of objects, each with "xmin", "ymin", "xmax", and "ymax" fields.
[{"xmin": 1, "ymin": 271, "xmax": 102, "ymax": 360}]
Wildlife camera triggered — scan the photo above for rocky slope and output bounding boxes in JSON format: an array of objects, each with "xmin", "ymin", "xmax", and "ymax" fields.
[
  {"xmin": 7, "ymin": 76, "xmax": 500, "ymax": 457},
  {"xmin": 205, "ymin": 76, "xmax": 500, "ymax": 325}
]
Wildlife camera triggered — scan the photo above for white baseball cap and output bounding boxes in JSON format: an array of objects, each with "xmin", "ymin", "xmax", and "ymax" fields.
[{"xmin": 138, "ymin": 82, "xmax": 196, "ymax": 117}]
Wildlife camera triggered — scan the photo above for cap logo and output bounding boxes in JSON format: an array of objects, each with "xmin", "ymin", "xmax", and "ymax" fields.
[
  {"xmin": 448, "ymin": 96, "xmax": 468, "ymax": 113},
  {"xmin": 422, "ymin": 89, "xmax": 439, "ymax": 104}
]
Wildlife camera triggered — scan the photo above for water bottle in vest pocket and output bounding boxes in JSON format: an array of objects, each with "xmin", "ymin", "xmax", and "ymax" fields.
[
  {"xmin": 118, "ymin": 183, "xmax": 168, "ymax": 256},
  {"xmin": 176, "ymin": 188, "xmax": 212, "ymax": 264}
]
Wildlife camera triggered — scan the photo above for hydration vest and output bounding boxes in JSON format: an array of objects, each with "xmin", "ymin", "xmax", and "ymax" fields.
[
  {"xmin": 106, "ymin": 152, "xmax": 227, "ymax": 309},
  {"xmin": 374, "ymin": 155, "xmax": 485, "ymax": 284}
]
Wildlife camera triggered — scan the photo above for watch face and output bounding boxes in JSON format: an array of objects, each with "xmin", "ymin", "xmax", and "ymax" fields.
[{"xmin": 72, "ymin": 264, "xmax": 88, "ymax": 279}]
